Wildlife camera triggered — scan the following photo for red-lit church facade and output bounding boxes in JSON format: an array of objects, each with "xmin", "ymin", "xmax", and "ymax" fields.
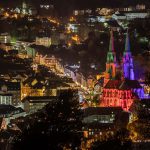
[
  {"xmin": 102, "ymin": 89, "xmax": 133, "ymax": 111},
  {"xmin": 101, "ymin": 80, "xmax": 142, "ymax": 111}
]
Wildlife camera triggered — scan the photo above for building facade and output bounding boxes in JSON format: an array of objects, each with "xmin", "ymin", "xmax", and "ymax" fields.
[{"xmin": 0, "ymin": 81, "xmax": 21, "ymax": 106}]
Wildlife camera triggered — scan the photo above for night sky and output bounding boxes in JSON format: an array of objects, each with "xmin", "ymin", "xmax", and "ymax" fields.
[
  {"xmin": 0, "ymin": 0, "xmax": 150, "ymax": 8},
  {"xmin": 0, "ymin": 0, "xmax": 150, "ymax": 16}
]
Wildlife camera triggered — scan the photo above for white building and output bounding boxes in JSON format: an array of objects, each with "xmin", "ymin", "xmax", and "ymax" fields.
[
  {"xmin": 125, "ymin": 11, "xmax": 148, "ymax": 20},
  {"xmin": 0, "ymin": 82, "xmax": 21, "ymax": 106},
  {"xmin": 112, "ymin": 11, "xmax": 149, "ymax": 20},
  {"xmin": 0, "ymin": 33, "xmax": 11, "ymax": 43},
  {"xmin": 112, "ymin": 13, "xmax": 126, "ymax": 20},
  {"xmin": 0, "ymin": 94, "xmax": 12, "ymax": 105}
]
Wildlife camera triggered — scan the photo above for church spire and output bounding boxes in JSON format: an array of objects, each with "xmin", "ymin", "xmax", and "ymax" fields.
[
  {"xmin": 104, "ymin": 30, "xmax": 117, "ymax": 86},
  {"xmin": 107, "ymin": 30, "xmax": 116, "ymax": 63},
  {"xmin": 123, "ymin": 29, "xmax": 135, "ymax": 80}
]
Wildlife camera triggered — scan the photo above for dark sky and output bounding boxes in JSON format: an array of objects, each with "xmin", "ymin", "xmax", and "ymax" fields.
[
  {"xmin": 0, "ymin": 0, "xmax": 149, "ymax": 16},
  {"xmin": 1, "ymin": 0, "xmax": 150, "ymax": 8}
]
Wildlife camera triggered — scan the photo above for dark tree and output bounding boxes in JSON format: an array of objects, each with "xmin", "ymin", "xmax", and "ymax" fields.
[
  {"xmin": 12, "ymin": 90, "xmax": 83, "ymax": 150},
  {"xmin": 92, "ymin": 138, "xmax": 132, "ymax": 150},
  {"xmin": 91, "ymin": 129, "xmax": 132, "ymax": 150}
]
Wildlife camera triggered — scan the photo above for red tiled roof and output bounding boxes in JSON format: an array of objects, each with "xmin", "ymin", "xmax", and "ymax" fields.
[
  {"xmin": 104, "ymin": 79, "xmax": 142, "ymax": 90},
  {"xmin": 119, "ymin": 79, "xmax": 142, "ymax": 90},
  {"xmin": 105, "ymin": 80, "xmax": 122, "ymax": 89}
]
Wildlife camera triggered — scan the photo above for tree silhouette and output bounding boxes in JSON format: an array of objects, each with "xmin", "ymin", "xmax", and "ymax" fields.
[
  {"xmin": 12, "ymin": 90, "xmax": 83, "ymax": 150},
  {"xmin": 91, "ymin": 129, "xmax": 132, "ymax": 150}
]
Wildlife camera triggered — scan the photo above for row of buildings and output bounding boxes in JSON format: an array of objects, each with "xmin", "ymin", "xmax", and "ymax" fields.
[{"xmin": 73, "ymin": 4, "xmax": 147, "ymax": 16}]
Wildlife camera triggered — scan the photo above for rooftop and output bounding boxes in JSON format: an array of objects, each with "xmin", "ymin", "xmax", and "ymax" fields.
[
  {"xmin": 105, "ymin": 80, "xmax": 122, "ymax": 89},
  {"xmin": 119, "ymin": 79, "xmax": 142, "ymax": 90},
  {"xmin": 83, "ymin": 107, "xmax": 124, "ymax": 117},
  {"xmin": 22, "ymin": 96, "xmax": 58, "ymax": 103},
  {"xmin": 0, "ymin": 105, "xmax": 24, "ymax": 116},
  {"xmin": 105, "ymin": 79, "xmax": 142, "ymax": 90}
]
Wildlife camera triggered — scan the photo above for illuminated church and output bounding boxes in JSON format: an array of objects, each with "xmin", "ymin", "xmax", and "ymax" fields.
[{"xmin": 101, "ymin": 30, "xmax": 144, "ymax": 111}]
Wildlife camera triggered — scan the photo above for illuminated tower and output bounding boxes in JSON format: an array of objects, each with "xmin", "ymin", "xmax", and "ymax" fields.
[
  {"xmin": 104, "ymin": 30, "xmax": 117, "ymax": 85},
  {"xmin": 123, "ymin": 30, "xmax": 135, "ymax": 80}
]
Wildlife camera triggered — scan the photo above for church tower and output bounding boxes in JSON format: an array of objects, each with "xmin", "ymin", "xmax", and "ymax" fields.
[
  {"xmin": 104, "ymin": 30, "xmax": 117, "ymax": 85},
  {"xmin": 123, "ymin": 30, "xmax": 135, "ymax": 80}
]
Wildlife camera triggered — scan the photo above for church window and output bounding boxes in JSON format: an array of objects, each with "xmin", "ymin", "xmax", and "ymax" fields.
[
  {"xmin": 123, "ymin": 100, "xmax": 127, "ymax": 108},
  {"xmin": 103, "ymin": 91, "xmax": 106, "ymax": 97},
  {"xmin": 110, "ymin": 91, "xmax": 112, "ymax": 97}
]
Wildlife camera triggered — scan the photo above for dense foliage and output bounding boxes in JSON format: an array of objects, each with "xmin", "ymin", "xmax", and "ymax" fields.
[{"xmin": 12, "ymin": 90, "xmax": 83, "ymax": 150}]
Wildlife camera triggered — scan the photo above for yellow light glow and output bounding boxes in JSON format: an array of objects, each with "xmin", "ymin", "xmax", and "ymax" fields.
[
  {"xmin": 72, "ymin": 35, "xmax": 79, "ymax": 42},
  {"xmin": 69, "ymin": 16, "xmax": 76, "ymax": 22}
]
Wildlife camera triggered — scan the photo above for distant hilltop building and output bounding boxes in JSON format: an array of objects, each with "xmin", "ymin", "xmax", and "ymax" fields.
[
  {"xmin": 38, "ymin": 2, "xmax": 54, "ymax": 16},
  {"xmin": 100, "ymin": 30, "xmax": 144, "ymax": 111},
  {"xmin": 73, "ymin": 9, "xmax": 92, "ymax": 16},
  {"xmin": 14, "ymin": 1, "xmax": 37, "ymax": 15},
  {"xmin": 113, "ymin": 4, "xmax": 146, "ymax": 12}
]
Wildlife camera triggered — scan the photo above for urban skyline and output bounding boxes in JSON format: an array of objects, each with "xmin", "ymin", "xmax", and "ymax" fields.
[{"xmin": 0, "ymin": 0, "xmax": 150, "ymax": 150}]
